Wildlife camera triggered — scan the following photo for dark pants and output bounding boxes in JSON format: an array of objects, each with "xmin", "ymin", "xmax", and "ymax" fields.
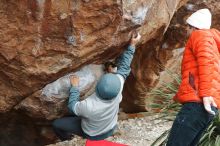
[
  {"xmin": 52, "ymin": 116, "xmax": 85, "ymax": 141},
  {"xmin": 166, "ymin": 102, "xmax": 218, "ymax": 146},
  {"xmin": 52, "ymin": 116, "xmax": 116, "ymax": 141}
]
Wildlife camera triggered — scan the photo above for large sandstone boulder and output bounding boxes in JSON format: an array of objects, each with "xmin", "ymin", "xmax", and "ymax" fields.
[{"xmin": 0, "ymin": 0, "xmax": 187, "ymax": 117}]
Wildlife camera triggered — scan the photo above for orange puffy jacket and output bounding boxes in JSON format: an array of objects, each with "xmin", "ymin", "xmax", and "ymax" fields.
[{"xmin": 174, "ymin": 29, "xmax": 220, "ymax": 109}]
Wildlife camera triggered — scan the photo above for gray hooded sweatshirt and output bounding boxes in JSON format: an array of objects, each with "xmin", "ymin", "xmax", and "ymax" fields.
[{"xmin": 68, "ymin": 45, "xmax": 135, "ymax": 137}]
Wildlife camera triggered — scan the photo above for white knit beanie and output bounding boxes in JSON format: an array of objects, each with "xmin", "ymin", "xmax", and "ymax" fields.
[{"xmin": 186, "ymin": 9, "xmax": 212, "ymax": 29}]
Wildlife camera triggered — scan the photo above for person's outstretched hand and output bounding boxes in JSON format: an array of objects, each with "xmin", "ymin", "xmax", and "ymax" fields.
[
  {"xmin": 70, "ymin": 75, "xmax": 79, "ymax": 87},
  {"xmin": 130, "ymin": 31, "xmax": 141, "ymax": 47},
  {"xmin": 203, "ymin": 96, "xmax": 217, "ymax": 115}
]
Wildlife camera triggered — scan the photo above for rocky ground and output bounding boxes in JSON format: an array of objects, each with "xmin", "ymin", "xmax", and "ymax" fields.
[{"xmin": 47, "ymin": 114, "xmax": 173, "ymax": 146}]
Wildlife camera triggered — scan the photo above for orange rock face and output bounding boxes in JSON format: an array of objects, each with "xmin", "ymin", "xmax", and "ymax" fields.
[{"xmin": 0, "ymin": 0, "xmax": 188, "ymax": 117}]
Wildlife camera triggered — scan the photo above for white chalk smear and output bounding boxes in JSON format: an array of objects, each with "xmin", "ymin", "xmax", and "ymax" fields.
[
  {"xmin": 131, "ymin": 6, "xmax": 148, "ymax": 25},
  {"xmin": 186, "ymin": 4, "xmax": 195, "ymax": 11}
]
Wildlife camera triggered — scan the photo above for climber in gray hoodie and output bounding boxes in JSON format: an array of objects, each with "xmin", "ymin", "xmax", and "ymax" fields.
[{"xmin": 52, "ymin": 32, "xmax": 141, "ymax": 141}]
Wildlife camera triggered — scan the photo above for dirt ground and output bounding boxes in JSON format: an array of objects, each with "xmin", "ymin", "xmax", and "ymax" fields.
[{"xmin": 47, "ymin": 114, "xmax": 173, "ymax": 146}]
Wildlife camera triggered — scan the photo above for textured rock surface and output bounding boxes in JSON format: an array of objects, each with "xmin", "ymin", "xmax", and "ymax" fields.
[
  {"xmin": 0, "ymin": 0, "xmax": 121, "ymax": 113},
  {"xmin": 0, "ymin": 0, "xmax": 187, "ymax": 116}
]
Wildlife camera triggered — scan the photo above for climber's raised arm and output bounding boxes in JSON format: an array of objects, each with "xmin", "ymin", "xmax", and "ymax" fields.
[{"xmin": 116, "ymin": 32, "xmax": 141, "ymax": 79}]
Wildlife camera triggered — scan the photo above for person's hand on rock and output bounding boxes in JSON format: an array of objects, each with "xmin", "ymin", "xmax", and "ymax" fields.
[
  {"xmin": 70, "ymin": 75, "xmax": 79, "ymax": 87},
  {"xmin": 130, "ymin": 31, "xmax": 141, "ymax": 47}
]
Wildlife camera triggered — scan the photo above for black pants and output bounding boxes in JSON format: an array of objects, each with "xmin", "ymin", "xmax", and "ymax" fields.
[
  {"xmin": 52, "ymin": 116, "xmax": 85, "ymax": 141},
  {"xmin": 167, "ymin": 102, "xmax": 218, "ymax": 146},
  {"xmin": 52, "ymin": 116, "xmax": 116, "ymax": 141}
]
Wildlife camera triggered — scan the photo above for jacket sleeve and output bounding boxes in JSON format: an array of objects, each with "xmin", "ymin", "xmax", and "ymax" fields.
[
  {"xmin": 116, "ymin": 45, "xmax": 136, "ymax": 79},
  {"xmin": 67, "ymin": 86, "xmax": 80, "ymax": 114},
  {"xmin": 193, "ymin": 36, "xmax": 214, "ymax": 98}
]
